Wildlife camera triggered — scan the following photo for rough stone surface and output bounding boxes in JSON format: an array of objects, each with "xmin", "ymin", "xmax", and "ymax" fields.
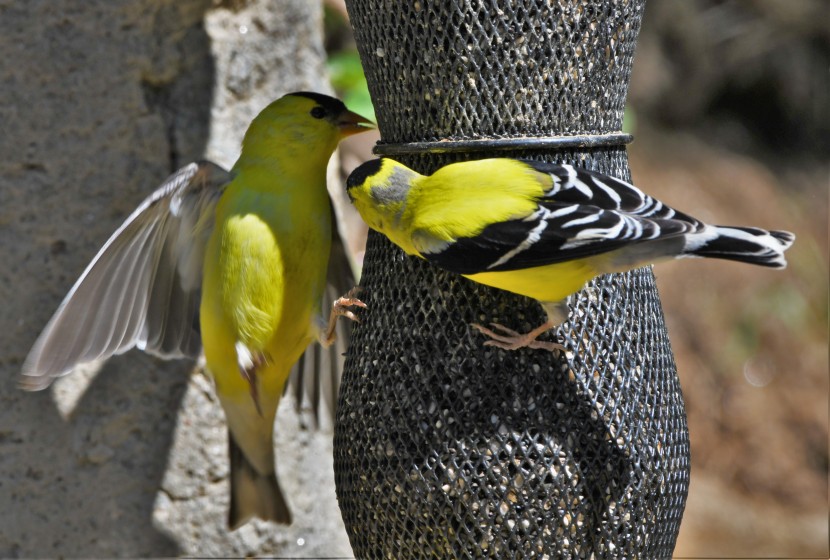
[{"xmin": 0, "ymin": 0, "xmax": 351, "ymax": 556}]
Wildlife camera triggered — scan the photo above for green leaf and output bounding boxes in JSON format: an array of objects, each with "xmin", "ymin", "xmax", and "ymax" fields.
[{"xmin": 328, "ymin": 51, "xmax": 375, "ymax": 122}]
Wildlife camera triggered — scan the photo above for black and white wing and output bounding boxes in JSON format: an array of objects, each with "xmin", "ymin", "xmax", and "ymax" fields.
[
  {"xmin": 20, "ymin": 161, "xmax": 232, "ymax": 390},
  {"xmin": 424, "ymin": 161, "xmax": 706, "ymax": 275}
]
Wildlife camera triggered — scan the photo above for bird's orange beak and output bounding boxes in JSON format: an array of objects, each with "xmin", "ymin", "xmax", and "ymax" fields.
[{"xmin": 337, "ymin": 110, "xmax": 375, "ymax": 137}]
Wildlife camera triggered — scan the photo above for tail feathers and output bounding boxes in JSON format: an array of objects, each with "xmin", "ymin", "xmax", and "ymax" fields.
[
  {"xmin": 228, "ymin": 432, "xmax": 292, "ymax": 530},
  {"xmin": 685, "ymin": 226, "xmax": 795, "ymax": 269}
]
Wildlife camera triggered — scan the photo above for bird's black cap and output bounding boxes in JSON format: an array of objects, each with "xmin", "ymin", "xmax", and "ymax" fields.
[
  {"xmin": 346, "ymin": 158, "xmax": 384, "ymax": 192},
  {"xmin": 290, "ymin": 91, "xmax": 347, "ymax": 114}
]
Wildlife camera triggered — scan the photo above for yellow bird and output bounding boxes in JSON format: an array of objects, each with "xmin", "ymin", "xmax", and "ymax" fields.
[
  {"xmin": 21, "ymin": 92, "xmax": 373, "ymax": 528},
  {"xmin": 346, "ymin": 157, "xmax": 794, "ymax": 350}
]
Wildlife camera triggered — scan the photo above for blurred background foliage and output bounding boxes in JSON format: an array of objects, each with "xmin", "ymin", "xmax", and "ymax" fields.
[
  {"xmin": 324, "ymin": 0, "xmax": 828, "ymax": 556},
  {"xmin": 326, "ymin": 51, "xmax": 375, "ymax": 123}
]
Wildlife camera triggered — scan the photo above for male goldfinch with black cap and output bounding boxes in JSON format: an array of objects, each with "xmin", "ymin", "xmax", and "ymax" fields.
[{"xmin": 346, "ymin": 157, "xmax": 794, "ymax": 351}]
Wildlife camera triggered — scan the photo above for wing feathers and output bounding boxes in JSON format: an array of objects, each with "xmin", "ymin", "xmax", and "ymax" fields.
[
  {"xmin": 422, "ymin": 162, "xmax": 708, "ymax": 275},
  {"xmin": 421, "ymin": 160, "xmax": 790, "ymax": 276},
  {"xmin": 20, "ymin": 162, "xmax": 231, "ymax": 390}
]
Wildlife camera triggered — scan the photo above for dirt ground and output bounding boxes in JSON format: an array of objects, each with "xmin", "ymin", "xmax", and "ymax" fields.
[{"xmin": 627, "ymin": 129, "xmax": 828, "ymax": 557}]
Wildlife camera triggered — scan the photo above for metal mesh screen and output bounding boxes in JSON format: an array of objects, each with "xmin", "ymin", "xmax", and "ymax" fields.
[{"xmin": 334, "ymin": 1, "xmax": 690, "ymax": 557}]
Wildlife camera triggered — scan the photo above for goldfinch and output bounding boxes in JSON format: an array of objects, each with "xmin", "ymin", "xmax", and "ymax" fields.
[
  {"xmin": 346, "ymin": 157, "xmax": 794, "ymax": 350},
  {"xmin": 20, "ymin": 92, "xmax": 373, "ymax": 528}
]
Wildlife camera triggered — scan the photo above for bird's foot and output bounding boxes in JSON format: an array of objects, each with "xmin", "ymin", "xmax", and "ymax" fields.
[
  {"xmin": 472, "ymin": 322, "xmax": 565, "ymax": 352},
  {"xmin": 322, "ymin": 287, "xmax": 367, "ymax": 347}
]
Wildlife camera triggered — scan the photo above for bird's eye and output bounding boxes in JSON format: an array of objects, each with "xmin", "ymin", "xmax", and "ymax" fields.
[{"xmin": 310, "ymin": 106, "xmax": 327, "ymax": 119}]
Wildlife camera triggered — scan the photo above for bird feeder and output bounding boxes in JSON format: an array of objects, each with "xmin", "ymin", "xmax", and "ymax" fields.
[{"xmin": 334, "ymin": 0, "xmax": 690, "ymax": 557}]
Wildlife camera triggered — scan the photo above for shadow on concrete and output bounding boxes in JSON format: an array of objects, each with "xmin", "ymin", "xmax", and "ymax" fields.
[{"xmin": 0, "ymin": 1, "xmax": 216, "ymax": 555}]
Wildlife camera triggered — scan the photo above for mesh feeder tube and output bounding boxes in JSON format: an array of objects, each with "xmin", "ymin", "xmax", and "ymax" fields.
[{"xmin": 334, "ymin": 1, "xmax": 690, "ymax": 558}]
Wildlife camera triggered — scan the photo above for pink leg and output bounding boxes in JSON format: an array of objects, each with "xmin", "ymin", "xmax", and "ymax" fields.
[
  {"xmin": 471, "ymin": 321, "xmax": 565, "ymax": 352},
  {"xmin": 322, "ymin": 287, "xmax": 367, "ymax": 347}
]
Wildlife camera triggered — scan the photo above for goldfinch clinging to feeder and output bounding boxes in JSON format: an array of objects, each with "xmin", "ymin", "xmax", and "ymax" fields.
[
  {"xmin": 346, "ymin": 157, "xmax": 794, "ymax": 351},
  {"xmin": 21, "ymin": 92, "xmax": 373, "ymax": 529}
]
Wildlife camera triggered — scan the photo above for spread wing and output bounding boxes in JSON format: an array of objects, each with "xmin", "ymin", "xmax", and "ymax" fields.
[
  {"xmin": 20, "ymin": 161, "xmax": 232, "ymax": 390},
  {"xmin": 423, "ymin": 161, "xmax": 706, "ymax": 275}
]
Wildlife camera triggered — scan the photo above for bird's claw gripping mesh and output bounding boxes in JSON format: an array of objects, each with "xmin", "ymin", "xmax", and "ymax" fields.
[{"xmin": 334, "ymin": 1, "xmax": 690, "ymax": 557}]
